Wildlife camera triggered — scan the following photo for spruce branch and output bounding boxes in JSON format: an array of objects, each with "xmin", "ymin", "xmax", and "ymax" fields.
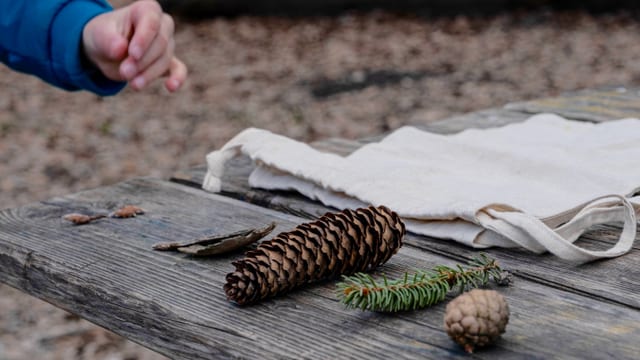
[{"xmin": 336, "ymin": 254, "xmax": 508, "ymax": 312}]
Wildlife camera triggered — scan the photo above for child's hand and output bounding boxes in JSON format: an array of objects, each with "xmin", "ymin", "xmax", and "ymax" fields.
[{"xmin": 82, "ymin": 0, "xmax": 187, "ymax": 92}]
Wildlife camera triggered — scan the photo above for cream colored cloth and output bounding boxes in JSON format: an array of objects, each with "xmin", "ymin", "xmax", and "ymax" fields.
[{"xmin": 203, "ymin": 114, "xmax": 640, "ymax": 263}]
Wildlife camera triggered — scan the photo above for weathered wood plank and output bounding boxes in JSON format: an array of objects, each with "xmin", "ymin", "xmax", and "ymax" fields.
[
  {"xmin": 419, "ymin": 108, "xmax": 531, "ymax": 134},
  {"xmin": 505, "ymin": 87, "xmax": 640, "ymax": 122},
  {"xmin": 353, "ymin": 108, "xmax": 532, "ymax": 145},
  {"xmin": 0, "ymin": 177, "xmax": 639, "ymax": 359},
  {"xmin": 0, "ymin": 178, "xmax": 447, "ymax": 359}
]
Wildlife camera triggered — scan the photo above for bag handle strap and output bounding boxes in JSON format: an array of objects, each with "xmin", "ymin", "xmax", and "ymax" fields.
[{"xmin": 476, "ymin": 195, "xmax": 636, "ymax": 263}]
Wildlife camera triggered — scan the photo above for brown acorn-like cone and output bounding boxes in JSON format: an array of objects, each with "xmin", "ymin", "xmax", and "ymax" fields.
[
  {"xmin": 224, "ymin": 205, "xmax": 405, "ymax": 305},
  {"xmin": 444, "ymin": 289, "xmax": 510, "ymax": 354}
]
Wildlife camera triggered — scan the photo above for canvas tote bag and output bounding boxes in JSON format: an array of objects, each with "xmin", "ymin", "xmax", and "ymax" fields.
[{"xmin": 202, "ymin": 114, "xmax": 640, "ymax": 263}]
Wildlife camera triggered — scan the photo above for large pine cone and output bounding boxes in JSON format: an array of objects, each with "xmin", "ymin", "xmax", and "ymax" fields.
[
  {"xmin": 444, "ymin": 289, "xmax": 510, "ymax": 353},
  {"xmin": 224, "ymin": 205, "xmax": 405, "ymax": 305}
]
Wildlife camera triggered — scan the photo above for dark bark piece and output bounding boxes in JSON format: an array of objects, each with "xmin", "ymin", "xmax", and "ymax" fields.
[{"xmin": 152, "ymin": 222, "xmax": 275, "ymax": 256}]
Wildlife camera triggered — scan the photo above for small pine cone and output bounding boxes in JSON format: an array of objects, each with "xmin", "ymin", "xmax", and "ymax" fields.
[
  {"xmin": 444, "ymin": 289, "xmax": 510, "ymax": 354},
  {"xmin": 224, "ymin": 206, "xmax": 405, "ymax": 305}
]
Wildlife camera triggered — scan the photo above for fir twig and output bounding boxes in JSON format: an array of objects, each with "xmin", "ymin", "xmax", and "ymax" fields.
[{"xmin": 336, "ymin": 254, "xmax": 507, "ymax": 312}]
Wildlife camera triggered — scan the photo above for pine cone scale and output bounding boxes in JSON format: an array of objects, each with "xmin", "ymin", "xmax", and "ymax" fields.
[{"xmin": 324, "ymin": 216, "xmax": 352, "ymax": 275}]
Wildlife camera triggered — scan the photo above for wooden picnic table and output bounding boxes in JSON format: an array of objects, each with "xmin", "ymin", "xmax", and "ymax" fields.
[{"xmin": 1, "ymin": 87, "xmax": 639, "ymax": 359}]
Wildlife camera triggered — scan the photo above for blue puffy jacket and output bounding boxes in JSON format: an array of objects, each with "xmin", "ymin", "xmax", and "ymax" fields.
[{"xmin": 0, "ymin": 0, "xmax": 126, "ymax": 96}]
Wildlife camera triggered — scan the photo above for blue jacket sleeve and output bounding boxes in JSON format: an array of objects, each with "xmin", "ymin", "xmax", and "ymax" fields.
[{"xmin": 0, "ymin": 0, "xmax": 126, "ymax": 96}]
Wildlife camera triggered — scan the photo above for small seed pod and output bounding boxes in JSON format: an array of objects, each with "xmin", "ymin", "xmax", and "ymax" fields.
[
  {"xmin": 110, "ymin": 205, "xmax": 145, "ymax": 218},
  {"xmin": 62, "ymin": 213, "xmax": 106, "ymax": 225},
  {"xmin": 444, "ymin": 289, "xmax": 510, "ymax": 353}
]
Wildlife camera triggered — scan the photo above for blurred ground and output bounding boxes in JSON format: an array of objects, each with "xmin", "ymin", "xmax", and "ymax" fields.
[{"xmin": 2, "ymin": 5, "xmax": 640, "ymax": 360}]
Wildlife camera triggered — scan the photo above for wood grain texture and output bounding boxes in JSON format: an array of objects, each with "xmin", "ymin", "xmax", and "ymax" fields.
[
  {"xmin": 505, "ymin": 87, "xmax": 640, "ymax": 122},
  {"xmin": 1, "ymin": 177, "xmax": 639, "ymax": 359}
]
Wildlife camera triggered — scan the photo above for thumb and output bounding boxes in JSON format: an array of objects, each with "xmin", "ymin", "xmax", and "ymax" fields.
[
  {"xmin": 84, "ymin": 24, "xmax": 128, "ymax": 62},
  {"xmin": 82, "ymin": 13, "xmax": 128, "ymax": 65},
  {"xmin": 99, "ymin": 32, "xmax": 128, "ymax": 62},
  {"xmin": 83, "ymin": 12, "xmax": 131, "ymax": 81}
]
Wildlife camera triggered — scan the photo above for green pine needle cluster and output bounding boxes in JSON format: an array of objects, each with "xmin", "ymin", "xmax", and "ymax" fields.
[{"xmin": 336, "ymin": 254, "xmax": 507, "ymax": 312}]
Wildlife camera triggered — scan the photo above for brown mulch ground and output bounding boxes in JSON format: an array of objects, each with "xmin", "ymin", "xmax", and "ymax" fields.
[{"xmin": 2, "ymin": 5, "xmax": 640, "ymax": 359}]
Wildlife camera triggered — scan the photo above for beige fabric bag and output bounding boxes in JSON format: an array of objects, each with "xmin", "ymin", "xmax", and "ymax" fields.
[{"xmin": 203, "ymin": 114, "xmax": 640, "ymax": 263}]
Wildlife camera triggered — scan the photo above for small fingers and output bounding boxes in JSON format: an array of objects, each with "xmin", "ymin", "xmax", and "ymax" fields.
[
  {"xmin": 128, "ymin": 0, "xmax": 163, "ymax": 60},
  {"xmin": 165, "ymin": 57, "xmax": 188, "ymax": 92},
  {"xmin": 116, "ymin": 1, "xmax": 187, "ymax": 91},
  {"xmin": 82, "ymin": 11, "xmax": 129, "ymax": 81},
  {"xmin": 130, "ymin": 41, "xmax": 174, "ymax": 90},
  {"xmin": 119, "ymin": 57, "xmax": 137, "ymax": 80},
  {"xmin": 104, "ymin": 35, "xmax": 128, "ymax": 62},
  {"xmin": 134, "ymin": 14, "xmax": 174, "ymax": 75}
]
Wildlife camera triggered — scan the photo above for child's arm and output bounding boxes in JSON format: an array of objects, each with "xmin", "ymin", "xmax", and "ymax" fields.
[{"xmin": 0, "ymin": 0, "xmax": 186, "ymax": 95}]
